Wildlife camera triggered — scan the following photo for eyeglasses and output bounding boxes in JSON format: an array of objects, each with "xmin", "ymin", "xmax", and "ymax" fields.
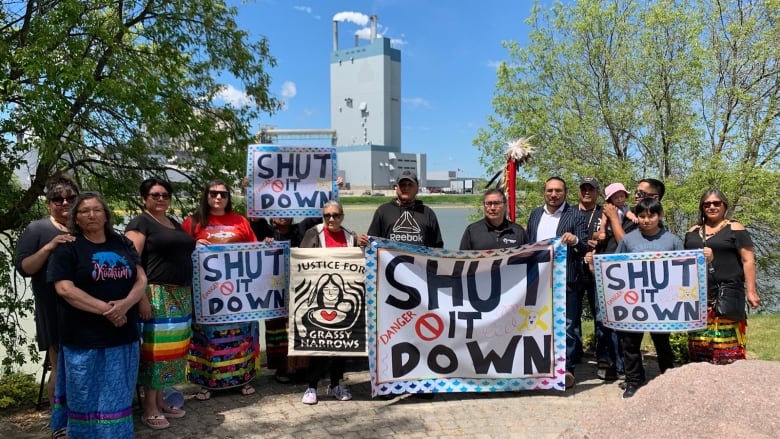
[
  {"xmin": 76, "ymin": 208, "xmax": 105, "ymax": 216},
  {"xmin": 702, "ymin": 200, "xmax": 723, "ymax": 208},
  {"xmin": 208, "ymin": 190, "xmax": 229, "ymax": 199},
  {"xmin": 148, "ymin": 192, "xmax": 171, "ymax": 200},
  {"xmin": 323, "ymin": 213, "xmax": 343, "ymax": 220},
  {"xmin": 49, "ymin": 195, "xmax": 78, "ymax": 206},
  {"xmin": 634, "ymin": 190, "xmax": 659, "ymax": 199},
  {"xmin": 483, "ymin": 201, "xmax": 505, "ymax": 207}
]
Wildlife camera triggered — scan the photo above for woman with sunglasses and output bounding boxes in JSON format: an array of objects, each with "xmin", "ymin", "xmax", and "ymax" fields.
[
  {"xmin": 683, "ymin": 189, "xmax": 760, "ymax": 364},
  {"xmin": 182, "ymin": 180, "xmax": 259, "ymax": 400},
  {"xmin": 125, "ymin": 178, "xmax": 195, "ymax": 430},
  {"xmin": 298, "ymin": 200, "xmax": 358, "ymax": 404},
  {"xmin": 15, "ymin": 175, "xmax": 79, "ymax": 407}
]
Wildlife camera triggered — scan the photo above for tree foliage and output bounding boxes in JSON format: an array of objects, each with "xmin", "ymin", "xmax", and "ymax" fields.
[
  {"xmin": 475, "ymin": 0, "xmax": 780, "ymax": 310},
  {"xmin": 0, "ymin": 0, "xmax": 280, "ymax": 372}
]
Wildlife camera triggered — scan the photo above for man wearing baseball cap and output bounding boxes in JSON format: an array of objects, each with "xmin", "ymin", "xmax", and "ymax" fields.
[
  {"xmin": 577, "ymin": 177, "xmax": 624, "ymax": 381},
  {"xmin": 357, "ymin": 169, "xmax": 443, "ymax": 248}
]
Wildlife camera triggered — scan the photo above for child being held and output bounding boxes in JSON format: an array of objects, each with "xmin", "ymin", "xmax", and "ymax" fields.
[{"xmin": 598, "ymin": 182, "xmax": 637, "ymax": 242}]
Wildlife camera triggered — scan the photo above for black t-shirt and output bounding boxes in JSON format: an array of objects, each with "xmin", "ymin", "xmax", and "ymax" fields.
[
  {"xmin": 459, "ymin": 218, "xmax": 528, "ymax": 250},
  {"xmin": 15, "ymin": 218, "xmax": 66, "ymax": 297},
  {"xmin": 47, "ymin": 234, "xmax": 141, "ymax": 348},
  {"xmin": 126, "ymin": 213, "xmax": 195, "ymax": 285},
  {"xmin": 367, "ymin": 200, "xmax": 444, "ymax": 248}
]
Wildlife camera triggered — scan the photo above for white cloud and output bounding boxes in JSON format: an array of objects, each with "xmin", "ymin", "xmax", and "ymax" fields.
[
  {"xmin": 333, "ymin": 11, "xmax": 369, "ymax": 26},
  {"xmin": 280, "ymin": 81, "xmax": 297, "ymax": 99},
  {"xmin": 403, "ymin": 97, "xmax": 430, "ymax": 108},
  {"xmin": 294, "ymin": 5, "xmax": 320, "ymax": 19},
  {"xmin": 390, "ymin": 37, "xmax": 407, "ymax": 47},
  {"xmin": 215, "ymin": 84, "xmax": 251, "ymax": 107}
]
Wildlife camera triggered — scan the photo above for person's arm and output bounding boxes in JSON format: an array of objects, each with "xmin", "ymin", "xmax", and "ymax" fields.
[
  {"xmin": 429, "ymin": 211, "xmax": 444, "ymax": 248},
  {"xmin": 731, "ymin": 222, "xmax": 760, "ymax": 308},
  {"xmin": 20, "ymin": 233, "xmax": 75, "ymax": 275},
  {"xmin": 459, "ymin": 226, "xmax": 472, "ymax": 250},
  {"xmin": 104, "ymin": 265, "xmax": 148, "ymax": 325},
  {"xmin": 124, "ymin": 229, "xmax": 152, "ymax": 320},
  {"xmin": 603, "ymin": 203, "xmax": 626, "ymax": 243}
]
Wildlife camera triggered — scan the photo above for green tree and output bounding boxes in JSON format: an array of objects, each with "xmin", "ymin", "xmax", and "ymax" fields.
[
  {"xmin": 0, "ymin": 0, "xmax": 279, "ymax": 372},
  {"xmin": 476, "ymin": 0, "xmax": 780, "ymax": 310}
]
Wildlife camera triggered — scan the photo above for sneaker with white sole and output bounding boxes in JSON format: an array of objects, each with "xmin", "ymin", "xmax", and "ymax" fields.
[
  {"xmin": 326, "ymin": 385, "xmax": 352, "ymax": 401},
  {"xmin": 301, "ymin": 387, "xmax": 318, "ymax": 404}
]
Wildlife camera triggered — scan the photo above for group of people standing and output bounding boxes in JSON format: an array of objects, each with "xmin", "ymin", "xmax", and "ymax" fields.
[{"xmin": 15, "ymin": 169, "xmax": 761, "ymax": 437}]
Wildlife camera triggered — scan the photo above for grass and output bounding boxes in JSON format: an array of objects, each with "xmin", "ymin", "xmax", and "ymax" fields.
[{"xmin": 581, "ymin": 313, "xmax": 780, "ymax": 361}]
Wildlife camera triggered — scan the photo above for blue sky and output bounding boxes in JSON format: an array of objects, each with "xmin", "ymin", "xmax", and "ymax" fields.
[{"xmin": 221, "ymin": 1, "xmax": 538, "ymax": 178}]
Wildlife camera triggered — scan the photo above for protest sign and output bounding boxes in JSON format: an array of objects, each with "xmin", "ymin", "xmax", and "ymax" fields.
[
  {"xmin": 246, "ymin": 144, "xmax": 338, "ymax": 218},
  {"xmin": 288, "ymin": 247, "xmax": 367, "ymax": 356},
  {"xmin": 365, "ymin": 238, "xmax": 568, "ymax": 396},
  {"xmin": 593, "ymin": 250, "xmax": 708, "ymax": 332},
  {"xmin": 192, "ymin": 241, "xmax": 289, "ymax": 324}
]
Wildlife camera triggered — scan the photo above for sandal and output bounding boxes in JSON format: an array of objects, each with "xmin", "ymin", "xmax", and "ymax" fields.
[
  {"xmin": 52, "ymin": 427, "xmax": 67, "ymax": 439},
  {"xmin": 195, "ymin": 388, "xmax": 211, "ymax": 401},
  {"xmin": 141, "ymin": 414, "xmax": 170, "ymax": 430},
  {"xmin": 241, "ymin": 384, "xmax": 256, "ymax": 396},
  {"xmin": 161, "ymin": 404, "xmax": 186, "ymax": 418}
]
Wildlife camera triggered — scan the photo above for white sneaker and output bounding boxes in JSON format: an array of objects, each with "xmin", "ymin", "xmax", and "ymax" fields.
[
  {"xmin": 301, "ymin": 387, "xmax": 317, "ymax": 404},
  {"xmin": 326, "ymin": 385, "xmax": 352, "ymax": 401}
]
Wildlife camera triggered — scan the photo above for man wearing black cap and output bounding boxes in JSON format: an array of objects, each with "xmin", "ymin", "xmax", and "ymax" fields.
[
  {"xmin": 576, "ymin": 177, "xmax": 623, "ymax": 381},
  {"xmin": 358, "ymin": 170, "xmax": 443, "ymax": 248}
]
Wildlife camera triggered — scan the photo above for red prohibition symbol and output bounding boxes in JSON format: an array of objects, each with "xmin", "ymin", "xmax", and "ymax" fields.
[
  {"xmin": 415, "ymin": 312, "xmax": 445, "ymax": 341},
  {"xmin": 624, "ymin": 290, "xmax": 639, "ymax": 305},
  {"xmin": 271, "ymin": 179, "xmax": 285, "ymax": 192},
  {"xmin": 219, "ymin": 281, "xmax": 235, "ymax": 296}
]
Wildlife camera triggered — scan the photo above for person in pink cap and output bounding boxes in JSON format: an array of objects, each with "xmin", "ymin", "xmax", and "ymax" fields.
[{"xmin": 598, "ymin": 183, "xmax": 637, "ymax": 242}]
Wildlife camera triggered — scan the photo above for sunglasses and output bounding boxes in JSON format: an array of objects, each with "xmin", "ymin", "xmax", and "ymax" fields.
[
  {"xmin": 634, "ymin": 190, "xmax": 659, "ymax": 199},
  {"xmin": 148, "ymin": 192, "xmax": 171, "ymax": 200},
  {"xmin": 208, "ymin": 190, "xmax": 229, "ymax": 199},
  {"xmin": 323, "ymin": 213, "xmax": 343, "ymax": 220},
  {"xmin": 483, "ymin": 201, "xmax": 505, "ymax": 207},
  {"xmin": 49, "ymin": 195, "xmax": 78, "ymax": 206},
  {"xmin": 702, "ymin": 200, "xmax": 723, "ymax": 208}
]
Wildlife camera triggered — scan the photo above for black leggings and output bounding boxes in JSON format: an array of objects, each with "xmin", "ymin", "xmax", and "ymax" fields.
[{"xmin": 307, "ymin": 357, "xmax": 345, "ymax": 388}]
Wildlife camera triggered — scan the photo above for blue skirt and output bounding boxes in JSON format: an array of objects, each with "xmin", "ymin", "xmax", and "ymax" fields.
[{"xmin": 52, "ymin": 343, "xmax": 139, "ymax": 439}]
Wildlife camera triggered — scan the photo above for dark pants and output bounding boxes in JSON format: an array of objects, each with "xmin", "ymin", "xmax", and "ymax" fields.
[
  {"xmin": 621, "ymin": 331, "xmax": 674, "ymax": 385},
  {"xmin": 582, "ymin": 276, "xmax": 623, "ymax": 371},
  {"xmin": 307, "ymin": 357, "xmax": 345, "ymax": 389}
]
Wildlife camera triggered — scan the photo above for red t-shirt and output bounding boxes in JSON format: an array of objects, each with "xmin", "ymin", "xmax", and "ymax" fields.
[{"xmin": 323, "ymin": 227, "xmax": 348, "ymax": 248}]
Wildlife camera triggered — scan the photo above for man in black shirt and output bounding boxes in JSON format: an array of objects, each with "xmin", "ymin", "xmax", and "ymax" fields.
[{"xmin": 460, "ymin": 189, "xmax": 527, "ymax": 250}]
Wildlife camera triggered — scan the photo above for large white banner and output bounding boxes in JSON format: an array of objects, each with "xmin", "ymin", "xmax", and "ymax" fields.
[
  {"xmin": 366, "ymin": 238, "xmax": 568, "ymax": 396},
  {"xmin": 593, "ymin": 249, "xmax": 708, "ymax": 332},
  {"xmin": 192, "ymin": 241, "xmax": 289, "ymax": 324},
  {"xmin": 245, "ymin": 144, "xmax": 338, "ymax": 218},
  {"xmin": 288, "ymin": 247, "xmax": 367, "ymax": 356}
]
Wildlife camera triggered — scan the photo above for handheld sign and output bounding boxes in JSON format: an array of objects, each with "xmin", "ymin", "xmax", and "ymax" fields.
[
  {"xmin": 246, "ymin": 144, "xmax": 338, "ymax": 218},
  {"xmin": 365, "ymin": 237, "xmax": 568, "ymax": 396},
  {"xmin": 593, "ymin": 249, "xmax": 708, "ymax": 332},
  {"xmin": 192, "ymin": 241, "xmax": 289, "ymax": 324},
  {"xmin": 288, "ymin": 247, "xmax": 368, "ymax": 356}
]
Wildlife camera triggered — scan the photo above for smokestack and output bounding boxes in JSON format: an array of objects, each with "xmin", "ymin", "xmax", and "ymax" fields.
[
  {"xmin": 333, "ymin": 20, "xmax": 338, "ymax": 51},
  {"xmin": 370, "ymin": 15, "xmax": 377, "ymax": 40}
]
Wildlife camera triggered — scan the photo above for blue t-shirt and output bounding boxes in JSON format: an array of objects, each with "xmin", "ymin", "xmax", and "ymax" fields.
[
  {"xmin": 615, "ymin": 228, "xmax": 683, "ymax": 253},
  {"xmin": 47, "ymin": 233, "xmax": 141, "ymax": 348}
]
